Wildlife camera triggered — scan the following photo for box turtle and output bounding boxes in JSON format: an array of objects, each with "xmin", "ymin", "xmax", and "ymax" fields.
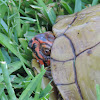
[{"xmin": 28, "ymin": 5, "xmax": 100, "ymax": 100}]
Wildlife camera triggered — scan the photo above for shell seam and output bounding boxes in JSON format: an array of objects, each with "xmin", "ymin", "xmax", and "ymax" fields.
[
  {"xmin": 76, "ymin": 42, "xmax": 100, "ymax": 57},
  {"xmin": 64, "ymin": 34, "xmax": 84, "ymax": 100}
]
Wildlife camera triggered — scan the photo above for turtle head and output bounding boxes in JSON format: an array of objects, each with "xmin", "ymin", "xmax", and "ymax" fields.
[{"xmin": 28, "ymin": 32, "xmax": 55, "ymax": 67}]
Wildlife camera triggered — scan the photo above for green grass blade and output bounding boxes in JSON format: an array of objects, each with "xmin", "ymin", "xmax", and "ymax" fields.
[
  {"xmin": 37, "ymin": 0, "xmax": 47, "ymax": 9},
  {"xmin": 35, "ymin": 12, "xmax": 42, "ymax": 33},
  {"xmin": 34, "ymin": 66, "xmax": 45, "ymax": 100},
  {"xmin": 40, "ymin": 94, "xmax": 50, "ymax": 100},
  {"xmin": 19, "ymin": 9, "xmax": 29, "ymax": 17},
  {"xmin": 0, "ymin": 61, "xmax": 17, "ymax": 100},
  {"xmin": 1, "ymin": 48, "xmax": 11, "ymax": 64},
  {"xmin": 18, "ymin": 0, "xmax": 21, "ymax": 9},
  {"xmin": 0, "ymin": 83, "xmax": 5, "ymax": 97},
  {"xmin": 12, "ymin": 7, "xmax": 22, "ymax": 37},
  {"xmin": 0, "ymin": 76, "xmax": 3, "ymax": 83},
  {"xmin": 0, "ymin": 49, "xmax": 4, "ymax": 61},
  {"xmin": 39, "ymin": 82, "xmax": 52, "ymax": 98},
  {"xmin": 34, "ymin": 79, "xmax": 42, "ymax": 100},
  {"xmin": 0, "ymin": 33, "xmax": 30, "ymax": 67},
  {"xmin": 47, "ymin": 7, "xmax": 56, "ymax": 25},
  {"xmin": 19, "ymin": 38, "xmax": 32, "ymax": 55},
  {"xmin": 20, "ymin": 17, "xmax": 36, "ymax": 22},
  {"xmin": 0, "ymin": 91, "xmax": 8, "ymax": 100},
  {"xmin": 21, "ymin": 23, "xmax": 29, "ymax": 36},
  {"xmin": 17, "ymin": 50, "xmax": 33, "ymax": 77},
  {"xmin": 30, "ymin": 5, "xmax": 42, "ymax": 10},
  {"xmin": 28, "ymin": 97, "xmax": 34, "ymax": 100},
  {"xmin": 74, "ymin": 0, "xmax": 82, "ymax": 13},
  {"xmin": 19, "ymin": 69, "xmax": 46, "ymax": 100},
  {"xmin": 0, "ymin": 1, "xmax": 7, "ymax": 18},
  {"xmin": 96, "ymin": 84, "xmax": 100, "ymax": 100},
  {"xmin": 0, "ymin": 18, "xmax": 8, "ymax": 33},
  {"xmin": 24, "ymin": 31, "xmax": 38, "ymax": 41},
  {"xmin": 8, "ymin": 61, "xmax": 22, "ymax": 74},
  {"xmin": 36, "ymin": 0, "xmax": 56, "ymax": 25},
  {"xmin": 0, "ymin": 61, "xmax": 22, "ymax": 83},
  {"xmin": 60, "ymin": 0, "xmax": 73, "ymax": 14},
  {"xmin": 92, "ymin": 0, "xmax": 98, "ymax": 6}
]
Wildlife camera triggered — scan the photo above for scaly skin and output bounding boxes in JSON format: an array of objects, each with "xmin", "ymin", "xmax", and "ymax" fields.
[{"xmin": 28, "ymin": 32, "xmax": 55, "ymax": 67}]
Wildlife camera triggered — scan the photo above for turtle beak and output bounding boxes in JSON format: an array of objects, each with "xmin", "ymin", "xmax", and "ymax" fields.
[{"xmin": 28, "ymin": 39, "xmax": 33, "ymax": 49}]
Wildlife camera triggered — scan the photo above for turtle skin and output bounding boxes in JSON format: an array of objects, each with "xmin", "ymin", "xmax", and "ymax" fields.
[{"xmin": 51, "ymin": 4, "xmax": 100, "ymax": 100}]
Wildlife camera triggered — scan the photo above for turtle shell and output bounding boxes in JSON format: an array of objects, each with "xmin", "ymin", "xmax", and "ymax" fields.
[{"xmin": 51, "ymin": 4, "xmax": 100, "ymax": 100}]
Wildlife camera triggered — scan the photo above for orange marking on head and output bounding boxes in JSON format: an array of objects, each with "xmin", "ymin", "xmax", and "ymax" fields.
[{"xmin": 29, "ymin": 32, "xmax": 55, "ymax": 66}]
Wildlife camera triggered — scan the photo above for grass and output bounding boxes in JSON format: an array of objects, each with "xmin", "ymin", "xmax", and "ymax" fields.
[{"xmin": 0, "ymin": 0, "xmax": 100, "ymax": 100}]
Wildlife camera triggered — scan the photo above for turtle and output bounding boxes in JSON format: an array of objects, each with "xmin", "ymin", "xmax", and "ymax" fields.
[{"xmin": 28, "ymin": 4, "xmax": 100, "ymax": 100}]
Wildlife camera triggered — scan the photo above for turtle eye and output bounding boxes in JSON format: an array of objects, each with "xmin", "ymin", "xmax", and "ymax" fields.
[{"xmin": 42, "ymin": 48, "xmax": 51, "ymax": 56}]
